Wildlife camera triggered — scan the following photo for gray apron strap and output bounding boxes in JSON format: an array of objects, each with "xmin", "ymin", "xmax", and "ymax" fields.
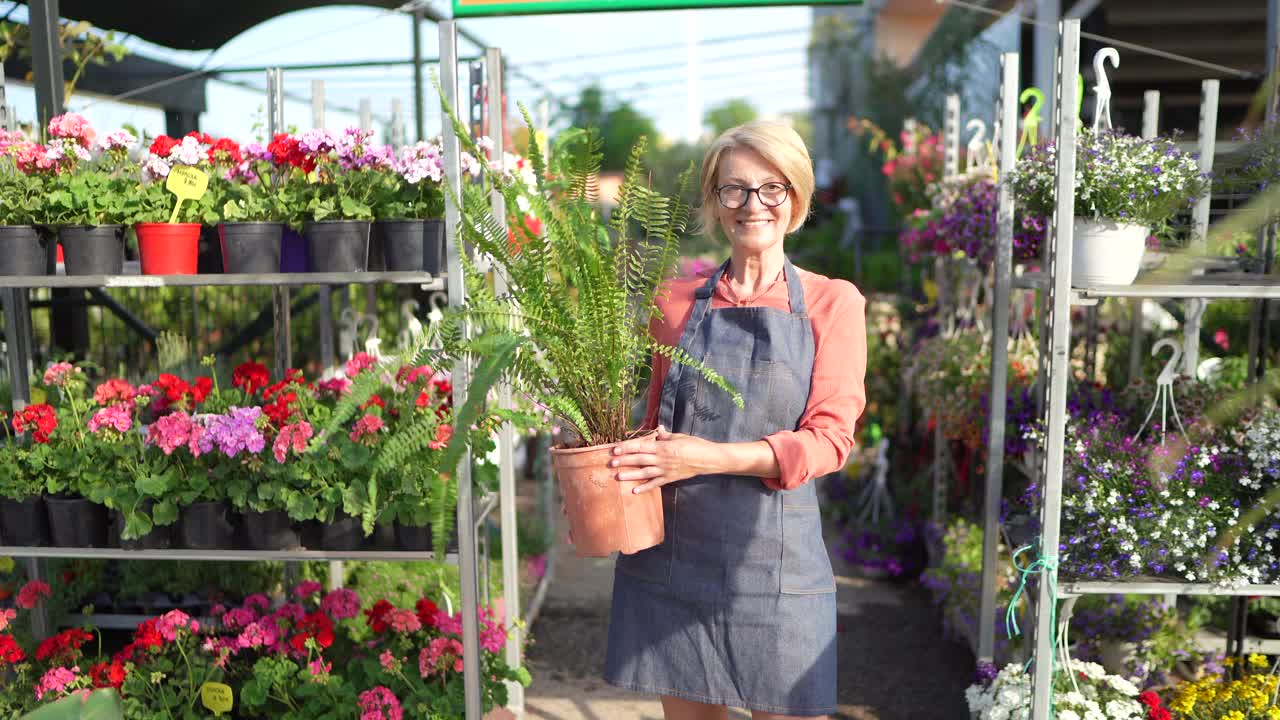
[
  {"xmin": 657, "ymin": 260, "xmax": 727, "ymax": 429},
  {"xmin": 782, "ymin": 256, "xmax": 806, "ymax": 316}
]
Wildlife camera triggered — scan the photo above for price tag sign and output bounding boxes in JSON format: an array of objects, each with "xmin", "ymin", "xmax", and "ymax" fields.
[
  {"xmin": 200, "ymin": 682, "xmax": 234, "ymax": 716},
  {"xmin": 165, "ymin": 165, "xmax": 209, "ymax": 224}
]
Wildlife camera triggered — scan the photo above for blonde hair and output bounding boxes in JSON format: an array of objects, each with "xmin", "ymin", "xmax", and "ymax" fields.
[{"xmin": 697, "ymin": 120, "xmax": 814, "ymax": 238}]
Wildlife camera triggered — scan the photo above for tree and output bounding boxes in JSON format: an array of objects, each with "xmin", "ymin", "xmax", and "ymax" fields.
[
  {"xmin": 704, "ymin": 98, "xmax": 757, "ymax": 138},
  {"xmin": 601, "ymin": 101, "xmax": 657, "ymax": 172}
]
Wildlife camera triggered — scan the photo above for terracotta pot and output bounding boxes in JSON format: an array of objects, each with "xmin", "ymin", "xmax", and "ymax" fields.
[{"xmin": 550, "ymin": 434, "xmax": 663, "ymax": 557}]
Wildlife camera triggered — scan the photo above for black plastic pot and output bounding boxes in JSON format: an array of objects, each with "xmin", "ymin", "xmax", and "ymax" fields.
[
  {"xmin": 395, "ymin": 522, "xmax": 459, "ymax": 553},
  {"xmin": 178, "ymin": 501, "xmax": 236, "ymax": 550},
  {"xmin": 303, "ymin": 220, "xmax": 370, "ymax": 273},
  {"xmin": 0, "ymin": 497, "xmax": 50, "ymax": 546},
  {"xmin": 377, "ymin": 219, "xmax": 424, "ymax": 272},
  {"xmin": 317, "ymin": 512, "xmax": 363, "ymax": 551},
  {"xmin": 0, "ymin": 226, "xmax": 55, "ymax": 276},
  {"xmin": 241, "ymin": 510, "xmax": 299, "ymax": 550},
  {"xmin": 45, "ymin": 496, "xmax": 110, "ymax": 548},
  {"xmin": 423, "ymin": 219, "xmax": 444, "ymax": 276},
  {"xmin": 111, "ymin": 502, "xmax": 172, "ymax": 550},
  {"xmin": 220, "ymin": 222, "xmax": 284, "ymax": 274},
  {"xmin": 59, "ymin": 225, "xmax": 125, "ymax": 275}
]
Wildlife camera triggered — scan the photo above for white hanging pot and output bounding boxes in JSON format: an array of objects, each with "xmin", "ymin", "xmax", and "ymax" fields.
[{"xmin": 1071, "ymin": 218, "xmax": 1149, "ymax": 287}]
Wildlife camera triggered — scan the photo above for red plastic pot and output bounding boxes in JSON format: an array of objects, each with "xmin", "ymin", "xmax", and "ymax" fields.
[{"xmin": 136, "ymin": 223, "xmax": 201, "ymax": 275}]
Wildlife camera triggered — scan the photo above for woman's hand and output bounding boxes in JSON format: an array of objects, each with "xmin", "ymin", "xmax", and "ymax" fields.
[{"xmin": 609, "ymin": 425, "xmax": 722, "ymax": 494}]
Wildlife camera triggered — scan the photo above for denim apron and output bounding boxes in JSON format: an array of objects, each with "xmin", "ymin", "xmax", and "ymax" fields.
[{"xmin": 604, "ymin": 258, "xmax": 837, "ymax": 717}]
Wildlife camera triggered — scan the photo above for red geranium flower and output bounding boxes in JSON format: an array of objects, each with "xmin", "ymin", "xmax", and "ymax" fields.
[
  {"xmin": 149, "ymin": 135, "xmax": 178, "ymax": 157},
  {"xmin": 290, "ymin": 611, "xmax": 335, "ymax": 653},
  {"xmin": 90, "ymin": 659, "xmax": 127, "ymax": 689},
  {"xmin": 154, "ymin": 374, "xmax": 191, "ymax": 404},
  {"xmin": 191, "ymin": 377, "xmax": 213, "ymax": 404},
  {"xmin": 415, "ymin": 598, "xmax": 439, "ymax": 628},
  {"xmin": 364, "ymin": 600, "xmax": 395, "ymax": 634},
  {"xmin": 36, "ymin": 627, "xmax": 93, "ymax": 663},
  {"xmin": 208, "ymin": 137, "xmax": 243, "ymax": 165},
  {"xmin": 12, "ymin": 404, "xmax": 57, "ymax": 443},
  {"xmin": 1137, "ymin": 691, "xmax": 1160, "ymax": 708},
  {"xmin": 360, "ymin": 394, "xmax": 386, "ymax": 412},
  {"xmin": 0, "ymin": 634, "xmax": 26, "ymax": 664},
  {"xmin": 232, "ymin": 362, "xmax": 270, "ymax": 397}
]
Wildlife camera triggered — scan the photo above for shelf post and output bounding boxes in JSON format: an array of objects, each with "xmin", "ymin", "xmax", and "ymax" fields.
[
  {"xmin": 977, "ymin": 52, "xmax": 1020, "ymax": 666},
  {"xmin": 440, "ymin": 20, "xmax": 484, "ymax": 720},
  {"xmin": 1031, "ymin": 19, "xmax": 1081, "ymax": 720},
  {"xmin": 486, "ymin": 46, "xmax": 525, "ymax": 719},
  {"xmin": 943, "ymin": 94, "xmax": 961, "ymax": 179},
  {"xmin": 1126, "ymin": 91, "xmax": 1160, "ymax": 384}
]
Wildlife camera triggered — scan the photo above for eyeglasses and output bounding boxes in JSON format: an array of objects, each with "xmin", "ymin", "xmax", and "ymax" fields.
[{"xmin": 714, "ymin": 182, "xmax": 792, "ymax": 209}]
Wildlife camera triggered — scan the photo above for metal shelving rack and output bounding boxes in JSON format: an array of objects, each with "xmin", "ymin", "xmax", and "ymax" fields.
[
  {"xmin": 1016, "ymin": 19, "xmax": 1277, "ymax": 720},
  {"xmin": 0, "ymin": 22, "xmax": 530, "ymax": 720}
]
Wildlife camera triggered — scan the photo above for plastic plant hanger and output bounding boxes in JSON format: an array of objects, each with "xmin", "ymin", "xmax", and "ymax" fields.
[
  {"xmin": 1133, "ymin": 338, "xmax": 1188, "ymax": 441},
  {"xmin": 1091, "ymin": 48, "xmax": 1120, "ymax": 133}
]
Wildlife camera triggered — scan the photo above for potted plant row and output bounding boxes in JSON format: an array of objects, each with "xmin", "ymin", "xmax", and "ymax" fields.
[
  {"xmin": 0, "ymin": 579, "xmax": 528, "ymax": 719},
  {"xmin": 0, "ymin": 352, "xmax": 510, "ymax": 557},
  {"xmin": 0, "ymin": 114, "xmax": 480, "ymax": 277}
]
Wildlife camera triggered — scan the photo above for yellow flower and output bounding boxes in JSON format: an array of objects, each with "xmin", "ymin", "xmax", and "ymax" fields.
[
  {"xmin": 0, "ymin": 556, "xmax": 13, "ymax": 574},
  {"xmin": 1249, "ymin": 653, "xmax": 1268, "ymax": 668}
]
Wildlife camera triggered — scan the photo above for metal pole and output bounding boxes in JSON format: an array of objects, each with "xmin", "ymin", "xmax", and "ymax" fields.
[
  {"xmin": 310, "ymin": 78, "xmax": 343, "ymax": 589},
  {"xmin": 1182, "ymin": 80, "xmax": 1219, "ymax": 378},
  {"xmin": 413, "ymin": 7, "xmax": 426, "ymax": 142},
  {"xmin": 441, "ymin": 21, "xmax": 484, "ymax": 720},
  {"xmin": 977, "ymin": 53, "xmax": 1020, "ymax": 666},
  {"xmin": 1031, "ymin": 19, "xmax": 1080, "ymax": 720},
  {"xmin": 944, "ymin": 95, "xmax": 961, "ymax": 178},
  {"xmin": 267, "ymin": 69, "xmax": 292, "ymax": 379},
  {"xmin": 28, "ymin": 0, "xmax": 64, "ymax": 135},
  {"xmin": 391, "ymin": 98, "xmax": 404, "ymax": 148},
  {"xmin": 1034, "ymin": 0, "xmax": 1061, "ymax": 140},
  {"xmin": 487, "ymin": 46, "xmax": 523, "ymax": 719},
  {"xmin": 359, "ymin": 99, "xmax": 373, "ymax": 138},
  {"xmin": 1128, "ymin": 91, "xmax": 1160, "ymax": 383},
  {"xmin": 1190, "ymin": 81, "xmax": 1218, "ymax": 251}
]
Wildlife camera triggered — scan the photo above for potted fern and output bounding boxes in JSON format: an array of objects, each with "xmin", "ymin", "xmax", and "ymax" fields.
[{"xmin": 431, "ymin": 103, "xmax": 739, "ymax": 557}]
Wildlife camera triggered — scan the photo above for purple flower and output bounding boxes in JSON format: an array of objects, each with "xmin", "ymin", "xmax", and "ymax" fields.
[{"xmin": 198, "ymin": 406, "xmax": 266, "ymax": 458}]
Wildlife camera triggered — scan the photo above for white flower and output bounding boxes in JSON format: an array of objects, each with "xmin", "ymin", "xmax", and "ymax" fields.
[{"xmin": 1057, "ymin": 711, "xmax": 1081, "ymax": 720}]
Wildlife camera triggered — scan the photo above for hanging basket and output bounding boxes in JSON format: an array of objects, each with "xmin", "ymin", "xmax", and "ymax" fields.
[{"xmin": 1071, "ymin": 218, "xmax": 1149, "ymax": 287}]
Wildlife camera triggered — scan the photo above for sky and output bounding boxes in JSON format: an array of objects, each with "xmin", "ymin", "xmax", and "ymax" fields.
[{"xmin": 1, "ymin": 1, "xmax": 815, "ymax": 145}]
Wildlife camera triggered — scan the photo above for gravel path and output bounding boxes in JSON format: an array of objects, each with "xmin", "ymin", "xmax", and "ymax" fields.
[{"xmin": 523, "ymin": 530, "xmax": 973, "ymax": 719}]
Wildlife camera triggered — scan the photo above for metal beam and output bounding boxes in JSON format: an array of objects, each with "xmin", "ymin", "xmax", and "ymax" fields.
[
  {"xmin": 978, "ymin": 52, "xmax": 1020, "ymax": 666},
  {"xmin": 1032, "ymin": 18, "xmax": 1080, "ymax": 720},
  {"xmin": 28, "ymin": 0, "xmax": 64, "ymax": 133},
  {"xmin": 440, "ymin": 20, "xmax": 483, "ymax": 720},
  {"xmin": 413, "ymin": 8, "xmax": 426, "ymax": 142}
]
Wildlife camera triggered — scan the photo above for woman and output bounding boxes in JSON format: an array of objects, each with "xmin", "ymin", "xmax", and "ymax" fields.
[{"xmin": 602, "ymin": 120, "xmax": 867, "ymax": 720}]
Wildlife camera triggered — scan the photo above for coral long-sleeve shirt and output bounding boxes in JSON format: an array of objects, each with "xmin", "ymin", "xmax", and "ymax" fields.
[{"xmin": 643, "ymin": 264, "xmax": 868, "ymax": 491}]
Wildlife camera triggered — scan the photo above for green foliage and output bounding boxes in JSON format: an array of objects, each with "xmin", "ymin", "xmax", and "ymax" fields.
[
  {"xmin": 0, "ymin": 168, "xmax": 47, "ymax": 226},
  {"xmin": 118, "ymin": 176, "xmax": 216, "ymax": 226},
  {"xmin": 239, "ymin": 656, "xmax": 358, "ymax": 720},
  {"xmin": 431, "ymin": 87, "xmax": 741, "ymax": 461},
  {"xmin": 703, "ymin": 98, "xmax": 757, "ymax": 138},
  {"xmin": 19, "ymin": 689, "xmax": 122, "ymax": 720}
]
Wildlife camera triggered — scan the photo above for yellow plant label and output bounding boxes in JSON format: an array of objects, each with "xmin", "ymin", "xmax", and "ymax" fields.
[
  {"xmin": 200, "ymin": 682, "xmax": 233, "ymax": 715},
  {"xmin": 165, "ymin": 166, "xmax": 209, "ymax": 224}
]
